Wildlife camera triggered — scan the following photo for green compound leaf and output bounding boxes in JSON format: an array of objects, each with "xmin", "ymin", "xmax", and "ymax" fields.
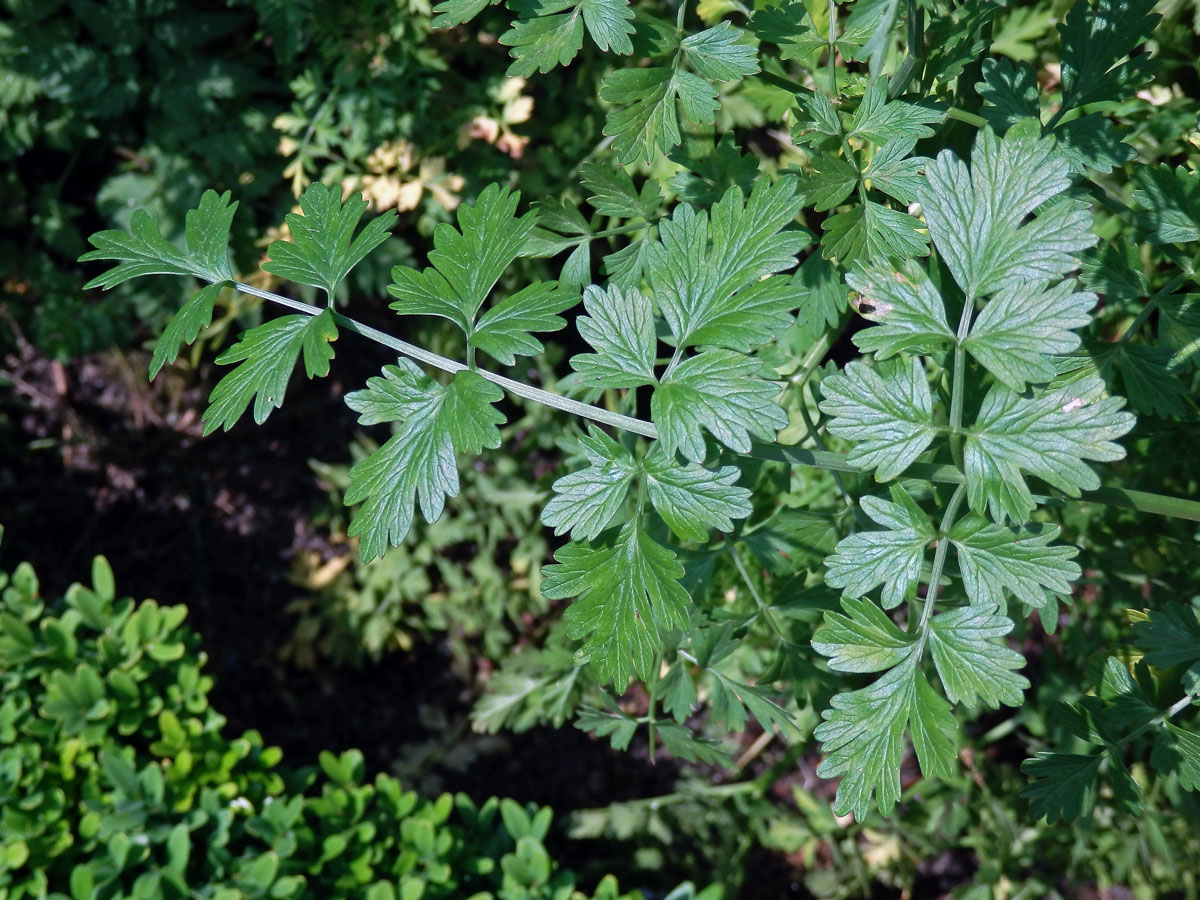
[
  {"xmin": 678, "ymin": 22, "xmax": 760, "ymax": 82},
  {"xmin": 927, "ymin": 604, "xmax": 1029, "ymax": 708},
  {"xmin": 81, "ymin": 189, "xmax": 237, "ymax": 288},
  {"xmin": 570, "ymin": 284, "xmax": 658, "ymax": 389},
  {"xmin": 580, "ymin": 160, "xmax": 662, "ymax": 219},
  {"xmin": 646, "ymin": 177, "xmax": 807, "ymax": 351},
  {"xmin": 846, "ymin": 78, "xmax": 945, "ymax": 146},
  {"xmin": 203, "ymin": 310, "xmax": 338, "ymax": 434},
  {"xmin": 1160, "ymin": 297, "xmax": 1200, "ymax": 370},
  {"xmin": 644, "ymin": 452, "xmax": 752, "ymax": 542},
  {"xmin": 1133, "ymin": 605, "xmax": 1200, "ymax": 669},
  {"xmin": 920, "ymin": 125, "xmax": 1093, "ymax": 300},
  {"xmin": 543, "ymin": 521, "xmax": 690, "ymax": 687},
  {"xmin": 1058, "ymin": 0, "xmax": 1160, "ymax": 111},
  {"xmin": 812, "ymin": 596, "xmax": 915, "ymax": 674},
  {"xmin": 656, "ymin": 720, "xmax": 733, "ymax": 765},
  {"xmin": 821, "ymin": 199, "xmax": 929, "ymax": 266},
  {"xmin": 741, "ymin": 509, "xmax": 839, "ymax": 577},
  {"xmin": 149, "ymin": 282, "xmax": 222, "ymax": 380},
  {"xmin": 848, "ymin": 262, "xmax": 955, "ymax": 359},
  {"xmin": 1131, "ymin": 165, "xmax": 1200, "ymax": 245},
  {"xmin": 344, "ymin": 362, "xmax": 505, "ymax": 562},
  {"xmin": 708, "ymin": 668, "xmax": 797, "ymax": 735},
  {"xmin": 651, "ymin": 350, "xmax": 787, "ymax": 462},
  {"xmin": 976, "ymin": 58, "xmax": 1038, "ymax": 131},
  {"xmin": 600, "ymin": 66, "xmax": 718, "ymax": 166},
  {"xmin": 541, "ymin": 426, "xmax": 638, "ymax": 541},
  {"xmin": 263, "ymin": 183, "xmax": 397, "ymax": 299},
  {"xmin": 1156, "ymin": 724, "xmax": 1200, "ymax": 791},
  {"xmin": 600, "ymin": 24, "xmax": 757, "ymax": 166},
  {"xmin": 1080, "ymin": 237, "xmax": 1148, "ymax": 301},
  {"xmin": 819, "ymin": 358, "xmax": 938, "ymax": 481},
  {"xmin": 575, "ymin": 703, "xmax": 638, "ymax": 751},
  {"xmin": 814, "ymin": 653, "xmax": 957, "ymax": 820},
  {"xmin": 964, "ymin": 375, "xmax": 1135, "ymax": 524},
  {"xmin": 432, "ymin": 0, "xmax": 500, "ymax": 27},
  {"xmin": 1020, "ymin": 752, "xmax": 1102, "ymax": 823},
  {"xmin": 500, "ymin": 0, "xmax": 635, "ymax": 77},
  {"xmin": 797, "ymin": 152, "xmax": 859, "ymax": 213},
  {"xmin": 863, "ymin": 139, "xmax": 928, "ymax": 205},
  {"xmin": 824, "ymin": 487, "xmax": 935, "ymax": 610},
  {"xmin": 471, "ymin": 281, "xmax": 578, "ymax": 365},
  {"xmin": 388, "ymin": 184, "xmax": 535, "ymax": 333},
  {"xmin": 946, "ymin": 516, "xmax": 1080, "ymax": 608},
  {"xmin": 962, "ymin": 281, "xmax": 1095, "ymax": 391}
]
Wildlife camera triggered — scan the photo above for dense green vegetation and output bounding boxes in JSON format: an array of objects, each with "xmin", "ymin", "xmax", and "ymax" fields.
[{"xmin": 4, "ymin": 0, "xmax": 1200, "ymax": 897}]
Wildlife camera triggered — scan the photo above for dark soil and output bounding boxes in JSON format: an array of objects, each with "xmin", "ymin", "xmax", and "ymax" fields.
[{"xmin": 0, "ymin": 324, "xmax": 765, "ymax": 892}]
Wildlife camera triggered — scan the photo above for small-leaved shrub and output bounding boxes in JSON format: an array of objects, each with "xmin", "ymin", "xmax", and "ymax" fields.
[{"xmin": 0, "ymin": 531, "xmax": 712, "ymax": 900}]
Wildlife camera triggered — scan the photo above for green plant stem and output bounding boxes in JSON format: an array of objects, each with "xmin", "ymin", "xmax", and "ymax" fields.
[
  {"xmin": 756, "ymin": 71, "xmax": 807, "ymax": 95},
  {"xmin": 827, "ymin": 0, "xmax": 838, "ymax": 95},
  {"xmin": 913, "ymin": 484, "xmax": 966, "ymax": 642},
  {"xmin": 1119, "ymin": 272, "xmax": 1189, "ymax": 343},
  {"xmin": 747, "ymin": 442, "xmax": 1200, "ymax": 523},
  {"xmin": 887, "ymin": 0, "xmax": 924, "ymax": 98},
  {"xmin": 788, "ymin": 318, "xmax": 841, "ymax": 388},
  {"xmin": 231, "ymin": 283, "xmax": 1200, "ymax": 524},
  {"xmin": 1044, "ymin": 103, "xmax": 1069, "ymax": 133},
  {"xmin": 949, "ymin": 295, "xmax": 976, "ymax": 468},
  {"xmin": 567, "ymin": 742, "xmax": 808, "ymax": 816},
  {"xmin": 728, "ymin": 543, "xmax": 795, "ymax": 648},
  {"xmin": 946, "ymin": 107, "xmax": 988, "ymax": 128},
  {"xmin": 1119, "ymin": 693, "xmax": 1196, "ymax": 747},
  {"xmin": 647, "ymin": 649, "xmax": 664, "ymax": 764},
  {"xmin": 232, "ymin": 282, "xmax": 657, "ymax": 438},
  {"xmin": 796, "ymin": 386, "xmax": 858, "ymax": 518}
]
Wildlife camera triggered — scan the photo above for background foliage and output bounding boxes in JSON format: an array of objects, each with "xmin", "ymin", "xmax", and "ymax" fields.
[{"xmin": 4, "ymin": 0, "xmax": 1200, "ymax": 897}]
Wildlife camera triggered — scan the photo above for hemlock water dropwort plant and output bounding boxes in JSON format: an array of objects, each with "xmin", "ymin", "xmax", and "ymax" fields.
[{"xmin": 79, "ymin": 0, "xmax": 1200, "ymax": 823}]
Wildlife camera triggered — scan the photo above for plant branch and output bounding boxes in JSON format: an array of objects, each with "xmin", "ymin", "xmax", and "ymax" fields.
[
  {"xmin": 232, "ymin": 282, "xmax": 657, "ymax": 438},
  {"xmin": 914, "ymin": 483, "xmax": 967, "ymax": 644},
  {"xmin": 230, "ymin": 283, "xmax": 1200, "ymax": 525},
  {"xmin": 1119, "ymin": 271, "xmax": 1189, "ymax": 343}
]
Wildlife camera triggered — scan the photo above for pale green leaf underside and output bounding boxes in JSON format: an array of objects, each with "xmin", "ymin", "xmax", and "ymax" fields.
[
  {"xmin": 948, "ymin": 516, "xmax": 1080, "ymax": 608},
  {"xmin": 541, "ymin": 427, "xmax": 638, "ymax": 541},
  {"xmin": 965, "ymin": 376, "xmax": 1135, "ymax": 523},
  {"xmin": 820, "ymin": 358, "xmax": 937, "ymax": 480},
  {"xmin": 812, "ymin": 595, "xmax": 915, "ymax": 673},
  {"xmin": 815, "ymin": 654, "xmax": 957, "ymax": 820},
  {"xmin": 644, "ymin": 455, "xmax": 752, "ymax": 542},
  {"xmin": 848, "ymin": 263, "xmax": 954, "ymax": 359},
  {"xmin": 927, "ymin": 603, "xmax": 1029, "ymax": 708},
  {"xmin": 571, "ymin": 284, "xmax": 658, "ymax": 389},
  {"xmin": 652, "ymin": 350, "xmax": 787, "ymax": 462},
  {"xmin": 647, "ymin": 177, "xmax": 807, "ymax": 351},
  {"xmin": 963, "ymin": 281, "xmax": 1095, "ymax": 391},
  {"xmin": 825, "ymin": 488, "xmax": 934, "ymax": 609},
  {"xmin": 679, "ymin": 21, "xmax": 760, "ymax": 82},
  {"xmin": 920, "ymin": 125, "xmax": 1093, "ymax": 301},
  {"xmin": 471, "ymin": 281, "xmax": 577, "ymax": 365}
]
